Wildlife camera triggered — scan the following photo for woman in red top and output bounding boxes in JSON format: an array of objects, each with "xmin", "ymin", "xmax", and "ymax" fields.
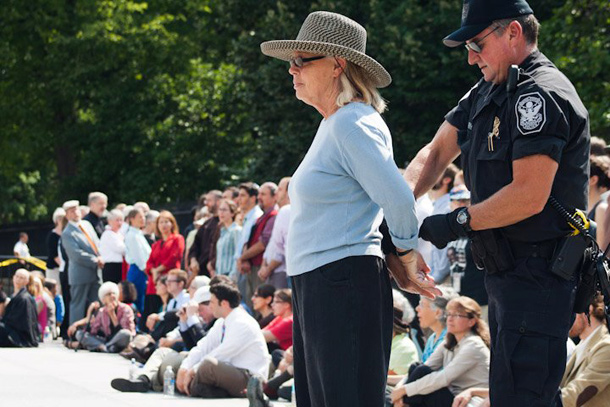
[{"xmin": 145, "ymin": 210, "xmax": 184, "ymax": 295}]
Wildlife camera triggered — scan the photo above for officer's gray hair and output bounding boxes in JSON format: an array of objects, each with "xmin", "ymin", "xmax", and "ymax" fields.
[
  {"xmin": 493, "ymin": 14, "xmax": 540, "ymax": 46},
  {"xmin": 337, "ymin": 61, "xmax": 387, "ymax": 114}
]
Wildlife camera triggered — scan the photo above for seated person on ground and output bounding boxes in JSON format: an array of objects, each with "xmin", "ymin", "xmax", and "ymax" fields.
[
  {"xmin": 252, "ymin": 283, "xmax": 276, "ymax": 328},
  {"xmin": 388, "ymin": 287, "xmax": 458, "ymax": 388},
  {"xmin": 66, "ymin": 282, "xmax": 135, "ymax": 353},
  {"xmin": 388, "ymin": 304, "xmax": 419, "ymax": 376},
  {"xmin": 262, "ymin": 288, "xmax": 293, "ymax": 353},
  {"xmin": 0, "ymin": 269, "xmax": 39, "ymax": 347},
  {"xmin": 113, "ymin": 284, "xmax": 217, "ymax": 391},
  {"xmin": 248, "ymin": 345, "xmax": 295, "ymax": 406},
  {"xmin": 145, "ymin": 269, "xmax": 190, "ymax": 340},
  {"xmin": 560, "ymin": 293, "xmax": 610, "ymax": 407},
  {"xmin": 391, "ymin": 296, "xmax": 490, "ymax": 407},
  {"xmin": 157, "ymin": 275, "xmax": 210, "ymax": 350},
  {"xmin": 111, "ymin": 281, "xmax": 270, "ymax": 399}
]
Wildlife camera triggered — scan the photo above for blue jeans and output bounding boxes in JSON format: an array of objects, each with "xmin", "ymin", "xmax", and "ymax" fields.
[{"xmin": 127, "ymin": 264, "xmax": 147, "ymax": 313}]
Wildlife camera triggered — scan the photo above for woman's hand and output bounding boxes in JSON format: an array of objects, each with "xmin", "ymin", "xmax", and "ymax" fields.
[
  {"xmin": 390, "ymin": 385, "xmax": 407, "ymax": 403},
  {"xmin": 387, "ymin": 251, "xmax": 441, "ymax": 299},
  {"xmin": 67, "ymin": 324, "xmax": 77, "ymax": 337}
]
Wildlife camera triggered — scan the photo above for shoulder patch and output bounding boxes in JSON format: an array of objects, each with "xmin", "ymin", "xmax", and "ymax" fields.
[{"xmin": 515, "ymin": 92, "xmax": 546, "ymax": 135}]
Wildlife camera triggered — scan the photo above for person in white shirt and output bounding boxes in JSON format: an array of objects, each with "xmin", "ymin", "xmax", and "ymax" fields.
[
  {"xmin": 146, "ymin": 269, "xmax": 190, "ymax": 338},
  {"xmin": 177, "ymin": 282, "xmax": 270, "ymax": 398},
  {"xmin": 13, "ymin": 232, "xmax": 30, "ymax": 261},
  {"xmin": 99, "ymin": 209, "xmax": 126, "ymax": 283},
  {"xmin": 124, "ymin": 208, "xmax": 151, "ymax": 312},
  {"xmin": 233, "ymin": 182, "xmax": 263, "ymax": 286}
]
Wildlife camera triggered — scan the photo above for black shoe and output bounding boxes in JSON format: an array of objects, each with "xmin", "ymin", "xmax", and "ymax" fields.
[
  {"xmin": 247, "ymin": 376, "xmax": 272, "ymax": 407},
  {"xmin": 110, "ymin": 377, "xmax": 150, "ymax": 393}
]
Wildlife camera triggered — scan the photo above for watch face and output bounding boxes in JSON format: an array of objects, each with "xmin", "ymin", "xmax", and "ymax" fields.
[{"xmin": 457, "ymin": 210, "xmax": 468, "ymax": 225}]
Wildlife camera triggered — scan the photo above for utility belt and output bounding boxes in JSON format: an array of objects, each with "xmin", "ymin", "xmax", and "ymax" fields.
[
  {"xmin": 470, "ymin": 196, "xmax": 610, "ymax": 322},
  {"xmin": 470, "ymin": 229, "xmax": 562, "ymax": 275}
]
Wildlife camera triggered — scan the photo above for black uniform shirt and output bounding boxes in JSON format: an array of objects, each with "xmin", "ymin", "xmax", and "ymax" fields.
[{"xmin": 445, "ymin": 51, "xmax": 590, "ymax": 242}]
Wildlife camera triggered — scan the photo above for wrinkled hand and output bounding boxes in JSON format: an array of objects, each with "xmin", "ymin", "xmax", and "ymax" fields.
[
  {"xmin": 387, "ymin": 252, "xmax": 440, "ymax": 300},
  {"xmin": 419, "ymin": 209, "xmax": 468, "ymax": 249}
]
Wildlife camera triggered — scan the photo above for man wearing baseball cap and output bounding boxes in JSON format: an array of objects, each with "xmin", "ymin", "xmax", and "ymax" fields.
[{"xmin": 406, "ymin": 1, "xmax": 590, "ymax": 406}]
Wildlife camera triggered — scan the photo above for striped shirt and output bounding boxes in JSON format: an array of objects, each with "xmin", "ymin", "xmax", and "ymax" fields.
[{"xmin": 216, "ymin": 222, "xmax": 242, "ymax": 276}]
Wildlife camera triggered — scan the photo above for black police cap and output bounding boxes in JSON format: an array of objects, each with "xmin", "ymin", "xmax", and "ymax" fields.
[{"xmin": 443, "ymin": 0, "xmax": 533, "ymax": 47}]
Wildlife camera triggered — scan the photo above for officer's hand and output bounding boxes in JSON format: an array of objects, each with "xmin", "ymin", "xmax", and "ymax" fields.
[
  {"xmin": 419, "ymin": 209, "xmax": 469, "ymax": 249},
  {"xmin": 387, "ymin": 252, "xmax": 440, "ymax": 299}
]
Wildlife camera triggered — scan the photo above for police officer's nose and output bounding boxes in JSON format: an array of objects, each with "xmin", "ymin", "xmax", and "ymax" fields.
[{"xmin": 467, "ymin": 48, "xmax": 480, "ymax": 66}]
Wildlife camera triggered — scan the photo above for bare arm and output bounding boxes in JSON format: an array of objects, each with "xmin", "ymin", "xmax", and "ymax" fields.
[
  {"xmin": 404, "ymin": 121, "xmax": 461, "ymax": 199},
  {"xmin": 469, "ymin": 154, "xmax": 558, "ymax": 230}
]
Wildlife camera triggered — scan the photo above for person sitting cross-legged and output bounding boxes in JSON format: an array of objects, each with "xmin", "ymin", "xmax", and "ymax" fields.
[
  {"xmin": 66, "ymin": 282, "xmax": 135, "ymax": 353},
  {"xmin": 111, "ymin": 282, "xmax": 269, "ymax": 398}
]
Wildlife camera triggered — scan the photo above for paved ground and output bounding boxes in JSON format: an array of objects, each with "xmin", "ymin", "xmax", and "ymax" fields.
[{"xmin": 0, "ymin": 341, "xmax": 289, "ymax": 407}]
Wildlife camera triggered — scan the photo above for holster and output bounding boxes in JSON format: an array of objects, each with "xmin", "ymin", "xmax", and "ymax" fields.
[
  {"xmin": 573, "ymin": 247, "xmax": 597, "ymax": 313},
  {"xmin": 470, "ymin": 229, "xmax": 515, "ymax": 274}
]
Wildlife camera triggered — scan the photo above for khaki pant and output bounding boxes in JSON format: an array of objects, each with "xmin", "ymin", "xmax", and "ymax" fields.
[
  {"xmin": 190, "ymin": 357, "xmax": 251, "ymax": 398},
  {"xmin": 141, "ymin": 347, "xmax": 187, "ymax": 392}
]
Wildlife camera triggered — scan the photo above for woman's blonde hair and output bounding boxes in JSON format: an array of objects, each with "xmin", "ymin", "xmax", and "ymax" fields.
[{"xmin": 336, "ymin": 60, "xmax": 387, "ymax": 114}]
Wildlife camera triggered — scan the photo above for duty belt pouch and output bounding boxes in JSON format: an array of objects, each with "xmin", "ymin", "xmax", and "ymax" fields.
[
  {"xmin": 470, "ymin": 229, "xmax": 514, "ymax": 274},
  {"xmin": 573, "ymin": 247, "xmax": 597, "ymax": 313},
  {"xmin": 549, "ymin": 235, "xmax": 587, "ymax": 281}
]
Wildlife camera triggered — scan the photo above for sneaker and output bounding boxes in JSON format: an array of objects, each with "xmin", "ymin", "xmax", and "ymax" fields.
[
  {"xmin": 110, "ymin": 377, "xmax": 150, "ymax": 393},
  {"xmin": 247, "ymin": 376, "xmax": 272, "ymax": 407}
]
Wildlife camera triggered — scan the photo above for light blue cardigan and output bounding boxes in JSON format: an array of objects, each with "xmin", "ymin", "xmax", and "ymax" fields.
[{"xmin": 287, "ymin": 102, "xmax": 419, "ymax": 276}]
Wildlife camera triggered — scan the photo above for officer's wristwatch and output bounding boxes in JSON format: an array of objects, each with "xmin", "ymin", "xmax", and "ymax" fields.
[{"xmin": 456, "ymin": 208, "xmax": 472, "ymax": 233}]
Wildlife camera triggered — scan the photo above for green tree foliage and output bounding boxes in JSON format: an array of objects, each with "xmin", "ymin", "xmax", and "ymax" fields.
[
  {"xmin": 0, "ymin": 0, "xmax": 608, "ymax": 224},
  {"xmin": 539, "ymin": 0, "xmax": 610, "ymax": 137}
]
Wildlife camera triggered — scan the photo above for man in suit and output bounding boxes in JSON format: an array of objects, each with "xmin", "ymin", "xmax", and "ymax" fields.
[
  {"xmin": 560, "ymin": 294, "xmax": 610, "ymax": 407},
  {"xmin": 61, "ymin": 200, "xmax": 104, "ymax": 324},
  {"xmin": 0, "ymin": 268, "xmax": 39, "ymax": 347}
]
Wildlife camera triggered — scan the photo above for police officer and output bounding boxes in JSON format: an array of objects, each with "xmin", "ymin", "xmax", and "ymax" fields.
[{"xmin": 406, "ymin": 1, "xmax": 590, "ymax": 406}]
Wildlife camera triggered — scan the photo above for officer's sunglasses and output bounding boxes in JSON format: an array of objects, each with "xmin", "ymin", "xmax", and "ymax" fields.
[
  {"xmin": 464, "ymin": 26, "xmax": 500, "ymax": 53},
  {"xmin": 289, "ymin": 55, "xmax": 326, "ymax": 68}
]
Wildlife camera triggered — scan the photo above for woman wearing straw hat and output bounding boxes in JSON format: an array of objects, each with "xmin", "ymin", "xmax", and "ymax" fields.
[{"xmin": 260, "ymin": 11, "xmax": 439, "ymax": 407}]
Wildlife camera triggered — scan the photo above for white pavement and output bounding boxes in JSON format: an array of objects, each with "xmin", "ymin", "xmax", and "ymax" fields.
[{"xmin": 0, "ymin": 341, "xmax": 289, "ymax": 407}]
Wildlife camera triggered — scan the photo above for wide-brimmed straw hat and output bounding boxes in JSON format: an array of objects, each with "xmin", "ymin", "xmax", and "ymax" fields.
[{"xmin": 260, "ymin": 11, "xmax": 391, "ymax": 88}]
